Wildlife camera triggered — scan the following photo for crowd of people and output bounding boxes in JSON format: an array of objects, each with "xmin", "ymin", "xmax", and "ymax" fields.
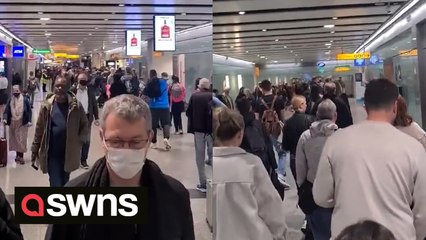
[{"xmin": 211, "ymin": 77, "xmax": 426, "ymax": 240}]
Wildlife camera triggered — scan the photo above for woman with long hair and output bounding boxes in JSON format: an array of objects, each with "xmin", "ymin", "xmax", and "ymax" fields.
[
  {"xmin": 394, "ymin": 95, "xmax": 426, "ymax": 149},
  {"xmin": 213, "ymin": 108, "xmax": 288, "ymax": 240}
]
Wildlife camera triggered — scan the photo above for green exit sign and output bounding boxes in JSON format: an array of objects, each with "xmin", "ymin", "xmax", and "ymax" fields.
[{"xmin": 32, "ymin": 49, "xmax": 51, "ymax": 54}]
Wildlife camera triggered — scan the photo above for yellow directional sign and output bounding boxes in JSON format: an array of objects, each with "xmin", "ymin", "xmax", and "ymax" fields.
[{"xmin": 337, "ymin": 52, "xmax": 371, "ymax": 60}]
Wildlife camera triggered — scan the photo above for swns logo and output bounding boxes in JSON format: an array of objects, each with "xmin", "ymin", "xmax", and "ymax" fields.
[{"xmin": 15, "ymin": 187, "xmax": 147, "ymax": 224}]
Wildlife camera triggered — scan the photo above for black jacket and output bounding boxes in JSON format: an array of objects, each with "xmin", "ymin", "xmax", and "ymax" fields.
[
  {"xmin": 0, "ymin": 188, "xmax": 23, "ymax": 240},
  {"xmin": 70, "ymin": 85, "xmax": 99, "ymax": 123},
  {"xmin": 240, "ymin": 113, "xmax": 277, "ymax": 172},
  {"xmin": 311, "ymin": 94, "xmax": 353, "ymax": 128},
  {"xmin": 186, "ymin": 91, "xmax": 212, "ymax": 134},
  {"xmin": 282, "ymin": 112, "xmax": 314, "ymax": 155},
  {"xmin": 45, "ymin": 158, "xmax": 195, "ymax": 240}
]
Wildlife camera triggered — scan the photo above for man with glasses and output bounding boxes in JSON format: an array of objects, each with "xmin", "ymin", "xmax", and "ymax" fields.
[
  {"xmin": 46, "ymin": 94, "xmax": 195, "ymax": 240},
  {"xmin": 31, "ymin": 76, "xmax": 89, "ymax": 187}
]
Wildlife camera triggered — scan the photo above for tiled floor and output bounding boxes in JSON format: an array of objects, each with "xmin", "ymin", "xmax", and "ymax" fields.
[{"xmin": 0, "ymin": 91, "xmax": 367, "ymax": 240}]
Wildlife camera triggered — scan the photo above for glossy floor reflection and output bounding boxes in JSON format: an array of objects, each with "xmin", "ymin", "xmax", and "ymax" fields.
[{"xmin": 0, "ymin": 91, "xmax": 366, "ymax": 240}]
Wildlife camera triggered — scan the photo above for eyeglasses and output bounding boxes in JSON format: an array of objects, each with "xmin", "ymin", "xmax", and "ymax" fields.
[{"xmin": 104, "ymin": 139, "xmax": 149, "ymax": 149}]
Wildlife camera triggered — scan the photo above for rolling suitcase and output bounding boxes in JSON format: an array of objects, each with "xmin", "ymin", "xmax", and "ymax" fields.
[{"xmin": 0, "ymin": 123, "xmax": 7, "ymax": 167}]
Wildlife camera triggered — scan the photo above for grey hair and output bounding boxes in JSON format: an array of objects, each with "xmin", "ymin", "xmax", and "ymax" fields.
[
  {"xmin": 317, "ymin": 99, "xmax": 337, "ymax": 120},
  {"xmin": 100, "ymin": 94, "xmax": 152, "ymax": 132}
]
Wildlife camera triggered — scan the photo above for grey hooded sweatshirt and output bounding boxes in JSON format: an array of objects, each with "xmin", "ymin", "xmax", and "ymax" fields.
[{"xmin": 295, "ymin": 119, "xmax": 338, "ymax": 187}]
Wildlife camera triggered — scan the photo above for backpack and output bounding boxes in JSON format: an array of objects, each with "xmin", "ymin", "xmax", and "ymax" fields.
[
  {"xmin": 260, "ymin": 96, "xmax": 282, "ymax": 138},
  {"xmin": 170, "ymin": 83, "xmax": 183, "ymax": 99},
  {"xmin": 144, "ymin": 77, "xmax": 162, "ymax": 99}
]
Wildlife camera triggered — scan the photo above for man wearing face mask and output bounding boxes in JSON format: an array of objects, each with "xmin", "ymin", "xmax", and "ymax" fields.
[
  {"xmin": 71, "ymin": 72, "xmax": 99, "ymax": 169},
  {"xmin": 45, "ymin": 94, "xmax": 195, "ymax": 240},
  {"xmin": 31, "ymin": 77, "xmax": 89, "ymax": 187}
]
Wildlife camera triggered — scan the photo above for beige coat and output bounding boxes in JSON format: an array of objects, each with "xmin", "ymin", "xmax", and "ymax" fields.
[
  {"xmin": 31, "ymin": 92, "xmax": 89, "ymax": 174},
  {"xmin": 396, "ymin": 122, "xmax": 426, "ymax": 150},
  {"xmin": 213, "ymin": 147, "xmax": 288, "ymax": 240},
  {"xmin": 313, "ymin": 121, "xmax": 426, "ymax": 240}
]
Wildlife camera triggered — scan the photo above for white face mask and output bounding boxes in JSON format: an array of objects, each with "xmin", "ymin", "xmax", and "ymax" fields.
[{"xmin": 104, "ymin": 143, "xmax": 148, "ymax": 180}]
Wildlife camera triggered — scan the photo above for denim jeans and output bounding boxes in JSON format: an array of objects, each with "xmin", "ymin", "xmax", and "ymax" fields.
[
  {"xmin": 269, "ymin": 136, "xmax": 286, "ymax": 176},
  {"xmin": 194, "ymin": 132, "xmax": 213, "ymax": 186},
  {"xmin": 81, "ymin": 140, "xmax": 90, "ymax": 163},
  {"xmin": 48, "ymin": 157, "xmax": 70, "ymax": 187},
  {"xmin": 306, "ymin": 207, "xmax": 333, "ymax": 240}
]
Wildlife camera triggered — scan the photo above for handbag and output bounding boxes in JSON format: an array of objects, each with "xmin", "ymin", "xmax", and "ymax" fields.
[{"xmin": 297, "ymin": 181, "xmax": 318, "ymax": 214}]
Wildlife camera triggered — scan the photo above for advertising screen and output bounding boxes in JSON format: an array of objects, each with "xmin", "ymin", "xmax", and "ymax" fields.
[
  {"xmin": 154, "ymin": 16, "xmax": 176, "ymax": 51},
  {"xmin": 126, "ymin": 30, "xmax": 142, "ymax": 56}
]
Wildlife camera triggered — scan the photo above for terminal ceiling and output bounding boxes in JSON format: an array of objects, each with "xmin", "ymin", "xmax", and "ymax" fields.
[
  {"xmin": 0, "ymin": 0, "xmax": 212, "ymax": 54},
  {"xmin": 213, "ymin": 0, "xmax": 409, "ymax": 64}
]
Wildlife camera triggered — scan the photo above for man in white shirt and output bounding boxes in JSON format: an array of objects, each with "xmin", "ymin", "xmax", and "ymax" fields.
[
  {"xmin": 73, "ymin": 72, "xmax": 99, "ymax": 169},
  {"xmin": 313, "ymin": 79, "xmax": 426, "ymax": 240}
]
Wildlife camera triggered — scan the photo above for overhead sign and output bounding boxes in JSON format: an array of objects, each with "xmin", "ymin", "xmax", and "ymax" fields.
[
  {"xmin": 369, "ymin": 55, "xmax": 380, "ymax": 65},
  {"xmin": 354, "ymin": 59, "xmax": 366, "ymax": 67},
  {"xmin": 67, "ymin": 54, "xmax": 80, "ymax": 59},
  {"xmin": 12, "ymin": 46, "xmax": 25, "ymax": 58},
  {"xmin": 126, "ymin": 30, "xmax": 142, "ymax": 56},
  {"xmin": 337, "ymin": 52, "xmax": 371, "ymax": 60},
  {"xmin": 33, "ymin": 49, "xmax": 51, "ymax": 54},
  {"xmin": 0, "ymin": 46, "xmax": 5, "ymax": 58},
  {"xmin": 153, "ymin": 15, "xmax": 176, "ymax": 51},
  {"xmin": 335, "ymin": 65, "xmax": 351, "ymax": 72},
  {"xmin": 399, "ymin": 49, "xmax": 418, "ymax": 57},
  {"xmin": 54, "ymin": 53, "xmax": 67, "ymax": 58}
]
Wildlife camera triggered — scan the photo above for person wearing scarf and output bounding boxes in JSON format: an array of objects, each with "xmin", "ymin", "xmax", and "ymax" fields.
[
  {"xmin": 45, "ymin": 94, "xmax": 195, "ymax": 240},
  {"xmin": 2, "ymin": 85, "xmax": 32, "ymax": 165}
]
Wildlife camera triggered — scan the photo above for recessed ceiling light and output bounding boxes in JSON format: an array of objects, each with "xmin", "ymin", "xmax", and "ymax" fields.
[
  {"xmin": 38, "ymin": 11, "xmax": 43, "ymax": 14},
  {"xmin": 95, "ymin": 27, "xmax": 98, "ymax": 30},
  {"xmin": 230, "ymin": 46, "xmax": 234, "ymax": 48},
  {"xmin": 262, "ymin": 29, "xmax": 267, "ymax": 32},
  {"xmin": 328, "ymin": 46, "xmax": 331, "ymax": 48},
  {"xmin": 325, "ymin": 51, "xmax": 331, "ymax": 55},
  {"xmin": 290, "ymin": 50, "xmax": 293, "ymax": 53},
  {"xmin": 413, "ymin": 38, "xmax": 417, "ymax": 40},
  {"xmin": 275, "ymin": 39, "xmax": 279, "ymax": 42},
  {"xmin": 331, "ymin": 31, "xmax": 335, "ymax": 34},
  {"xmin": 325, "ymin": 43, "xmax": 332, "ymax": 46},
  {"xmin": 40, "ymin": 17, "xmax": 50, "ymax": 21},
  {"xmin": 260, "ymin": 56, "xmax": 265, "ymax": 58},
  {"xmin": 118, "ymin": 4, "xmax": 125, "ymax": 7},
  {"xmin": 104, "ymin": 19, "xmax": 109, "ymax": 21},
  {"xmin": 295, "ymin": 54, "xmax": 298, "ymax": 56},
  {"xmin": 257, "ymin": 54, "xmax": 260, "ymax": 57},
  {"xmin": 265, "ymin": 58, "xmax": 268, "ymax": 60},
  {"xmin": 273, "ymin": 60, "xmax": 278, "ymax": 63},
  {"xmin": 238, "ymin": 11, "xmax": 245, "ymax": 15},
  {"xmin": 330, "ymin": 40, "xmax": 334, "ymax": 43},
  {"xmin": 88, "ymin": 33, "xmax": 92, "ymax": 36},
  {"xmin": 324, "ymin": 24, "xmax": 335, "ymax": 28},
  {"xmin": 332, "ymin": 16, "xmax": 338, "ymax": 20},
  {"xmin": 112, "ymin": 41, "xmax": 118, "ymax": 44},
  {"xmin": 245, "ymin": 50, "xmax": 249, "ymax": 53},
  {"xmin": 301, "ymin": 59, "xmax": 304, "ymax": 61},
  {"xmin": 45, "ymin": 33, "xmax": 51, "ymax": 36},
  {"xmin": 181, "ymin": 12, "xmax": 187, "ymax": 16}
]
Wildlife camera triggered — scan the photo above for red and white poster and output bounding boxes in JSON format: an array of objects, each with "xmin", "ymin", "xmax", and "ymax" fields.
[
  {"xmin": 154, "ymin": 16, "xmax": 175, "ymax": 51},
  {"xmin": 126, "ymin": 30, "xmax": 142, "ymax": 56}
]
